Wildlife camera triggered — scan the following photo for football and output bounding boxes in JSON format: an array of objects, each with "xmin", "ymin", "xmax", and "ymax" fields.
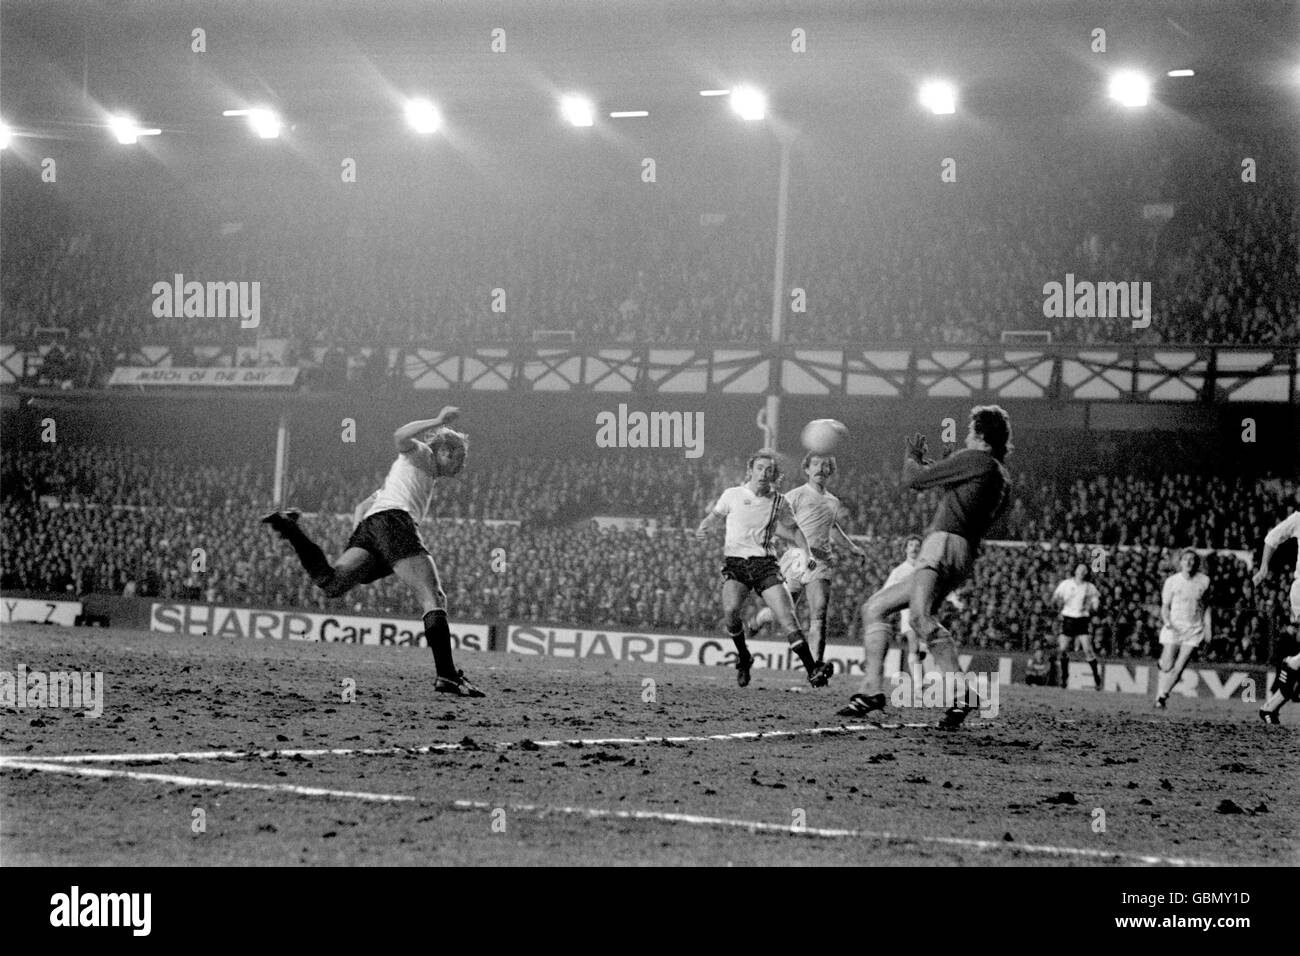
[{"xmin": 800, "ymin": 418, "xmax": 848, "ymax": 454}]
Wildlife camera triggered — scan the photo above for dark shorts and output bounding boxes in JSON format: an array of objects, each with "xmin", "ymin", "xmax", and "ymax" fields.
[
  {"xmin": 915, "ymin": 531, "xmax": 975, "ymax": 590},
  {"xmin": 1061, "ymin": 616, "xmax": 1091, "ymax": 638},
  {"xmin": 721, "ymin": 556, "xmax": 784, "ymax": 594},
  {"xmin": 346, "ymin": 509, "xmax": 429, "ymax": 583}
]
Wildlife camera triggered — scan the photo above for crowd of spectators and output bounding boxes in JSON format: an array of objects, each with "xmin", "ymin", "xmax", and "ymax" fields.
[
  {"xmin": 2, "ymin": 445, "xmax": 721, "ymax": 527},
  {"xmin": 8, "ymin": 444, "xmax": 1295, "ymax": 551},
  {"xmin": 2, "ymin": 445, "xmax": 1295, "ymax": 665},
  {"xmin": 3, "ymin": 132, "xmax": 1295, "ymax": 378}
]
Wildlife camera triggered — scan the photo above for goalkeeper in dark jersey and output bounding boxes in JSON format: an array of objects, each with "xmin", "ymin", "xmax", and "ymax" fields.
[{"xmin": 838, "ymin": 405, "xmax": 1012, "ymax": 728}]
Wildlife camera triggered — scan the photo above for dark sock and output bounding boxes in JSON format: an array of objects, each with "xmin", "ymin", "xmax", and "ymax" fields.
[
  {"xmin": 425, "ymin": 609, "xmax": 456, "ymax": 677},
  {"xmin": 1058, "ymin": 653, "xmax": 1069, "ymax": 687},
  {"xmin": 1088, "ymin": 659, "xmax": 1101, "ymax": 684},
  {"xmin": 280, "ymin": 521, "xmax": 333, "ymax": 582},
  {"xmin": 787, "ymin": 634, "xmax": 817, "ymax": 673},
  {"xmin": 726, "ymin": 621, "xmax": 749, "ymax": 658}
]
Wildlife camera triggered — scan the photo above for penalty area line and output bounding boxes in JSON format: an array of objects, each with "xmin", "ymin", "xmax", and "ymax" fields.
[{"xmin": 0, "ymin": 721, "xmax": 931, "ymax": 766}]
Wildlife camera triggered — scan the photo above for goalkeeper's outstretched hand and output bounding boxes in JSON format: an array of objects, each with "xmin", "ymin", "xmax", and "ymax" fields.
[{"xmin": 904, "ymin": 432, "xmax": 930, "ymax": 463}]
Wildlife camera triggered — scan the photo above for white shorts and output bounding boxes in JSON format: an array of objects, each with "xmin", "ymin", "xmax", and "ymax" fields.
[
  {"xmin": 803, "ymin": 558, "xmax": 832, "ymax": 586},
  {"xmin": 1159, "ymin": 624, "xmax": 1203, "ymax": 648},
  {"xmin": 781, "ymin": 548, "xmax": 832, "ymax": 591},
  {"xmin": 1289, "ymin": 578, "xmax": 1300, "ymax": 621}
]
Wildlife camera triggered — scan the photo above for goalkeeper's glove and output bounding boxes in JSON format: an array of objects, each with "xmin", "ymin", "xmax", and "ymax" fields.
[{"xmin": 904, "ymin": 432, "xmax": 929, "ymax": 463}]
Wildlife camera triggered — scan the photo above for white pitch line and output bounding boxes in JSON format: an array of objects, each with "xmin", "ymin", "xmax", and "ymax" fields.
[
  {"xmin": 2, "ymin": 758, "xmax": 1218, "ymax": 866},
  {"xmin": 0, "ymin": 722, "xmax": 931, "ymax": 766},
  {"xmin": 449, "ymin": 799, "xmax": 1218, "ymax": 867},
  {"xmin": 1, "ymin": 759, "xmax": 416, "ymax": 803}
]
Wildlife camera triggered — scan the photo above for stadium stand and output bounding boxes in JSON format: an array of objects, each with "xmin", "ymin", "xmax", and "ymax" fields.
[
  {"xmin": 3, "ymin": 134, "xmax": 1295, "ymax": 380},
  {"xmin": 3, "ymin": 446, "xmax": 1293, "ymax": 664}
]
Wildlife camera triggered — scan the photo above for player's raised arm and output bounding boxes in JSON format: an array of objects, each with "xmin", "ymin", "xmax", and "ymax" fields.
[
  {"xmin": 903, "ymin": 445, "xmax": 983, "ymax": 490},
  {"xmin": 394, "ymin": 406, "xmax": 460, "ymax": 452}
]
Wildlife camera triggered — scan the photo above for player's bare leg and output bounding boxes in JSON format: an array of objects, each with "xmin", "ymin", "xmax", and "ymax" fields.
[
  {"xmin": 909, "ymin": 566, "xmax": 978, "ymax": 727},
  {"xmin": 805, "ymin": 578, "xmax": 830, "ymax": 664},
  {"xmin": 838, "ymin": 578, "xmax": 912, "ymax": 718},
  {"xmin": 1059, "ymin": 632, "xmax": 1101, "ymax": 689},
  {"xmin": 391, "ymin": 553, "xmax": 484, "ymax": 697},
  {"xmin": 1055, "ymin": 631, "xmax": 1071, "ymax": 689},
  {"xmin": 721, "ymin": 579, "xmax": 755, "ymax": 686},
  {"xmin": 760, "ymin": 581, "xmax": 828, "ymax": 685},
  {"xmin": 1259, "ymin": 650, "xmax": 1300, "ymax": 723},
  {"xmin": 1154, "ymin": 641, "xmax": 1197, "ymax": 708},
  {"xmin": 904, "ymin": 630, "xmax": 926, "ymax": 693},
  {"xmin": 1078, "ymin": 634, "xmax": 1103, "ymax": 689}
]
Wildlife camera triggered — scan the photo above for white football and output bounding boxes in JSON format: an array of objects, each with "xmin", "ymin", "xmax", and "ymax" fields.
[{"xmin": 800, "ymin": 418, "xmax": 848, "ymax": 454}]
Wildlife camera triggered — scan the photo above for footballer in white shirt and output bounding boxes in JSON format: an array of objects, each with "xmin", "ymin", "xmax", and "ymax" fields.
[
  {"xmin": 695, "ymin": 450, "xmax": 832, "ymax": 689},
  {"xmin": 1052, "ymin": 563, "xmax": 1103, "ymax": 690},
  {"xmin": 1154, "ymin": 549, "xmax": 1212, "ymax": 710},
  {"xmin": 262, "ymin": 407, "xmax": 485, "ymax": 699},
  {"xmin": 1253, "ymin": 510, "xmax": 1300, "ymax": 724},
  {"xmin": 779, "ymin": 452, "xmax": 867, "ymax": 665}
]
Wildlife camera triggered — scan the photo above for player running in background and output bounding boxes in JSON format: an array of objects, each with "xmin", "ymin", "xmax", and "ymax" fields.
[
  {"xmin": 1053, "ymin": 563, "xmax": 1103, "ymax": 690},
  {"xmin": 261, "ymin": 406, "xmax": 485, "ymax": 698},
  {"xmin": 839, "ymin": 405, "xmax": 1012, "ymax": 728},
  {"xmin": 779, "ymin": 452, "xmax": 868, "ymax": 666},
  {"xmin": 1253, "ymin": 509, "xmax": 1300, "ymax": 724},
  {"xmin": 1153, "ymin": 549, "xmax": 1211, "ymax": 710},
  {"xmin": 696, "ymin": 450, "xmax": 833, "ymax": 688}
]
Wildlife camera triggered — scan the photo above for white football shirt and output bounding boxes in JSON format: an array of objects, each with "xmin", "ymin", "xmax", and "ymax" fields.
[
  {"xmin": 363, "ymin": 443, "xmax": 439, "ymax": 525},
  {"xmin": 783, "ymin": 483, "xmax": 841, "ymax": 552},
  {"xmin": 1161, "ymin": 571, "xmax": 1211, "ymax": 639},
  {"xmin": 713, "ymin": 485, "xmax": 789, "ymax": 558},
  {"xmin": 1053, "ymin": 578, "xmax": 1100, "ymax": 618}
]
